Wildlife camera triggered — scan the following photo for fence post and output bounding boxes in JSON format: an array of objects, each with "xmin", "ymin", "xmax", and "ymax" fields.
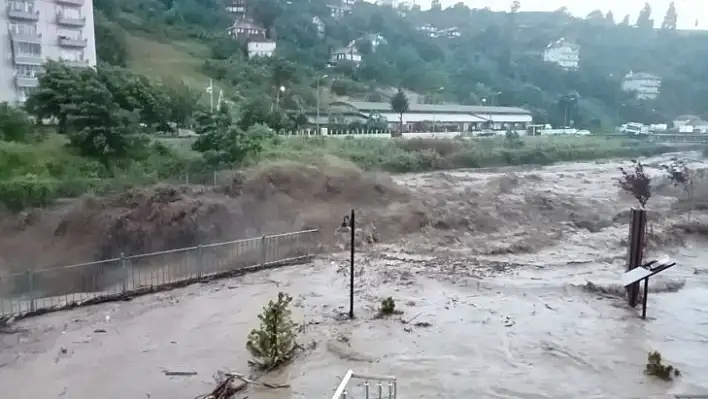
[
  {"xmin": 120, "ymin": 252, "xmax": 127, "ymax": 293},
  {"xmin": 261, "ymin": 235, "xmax": 267, "ymax": 267},
  {"xmin": 197, "ymin": 244, "xmax": 204, "ymax": 278},
  {"xmin": 27, "ymin": 270, "xmax": 36, "ymax": 313}
]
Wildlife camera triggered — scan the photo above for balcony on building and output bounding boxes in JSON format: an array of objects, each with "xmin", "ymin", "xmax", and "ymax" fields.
[
  {"xmin": 13, "ymin": 54, "xmax": 43, "ymax": 66},
  {"xmin": 55, "ymin": 0, "xmax": 85, "ymax": 5},
  {"xmin": 9, "ymin": 30, "xmax": 42, "ymax": 44},
  {"xmin": 61, "ymin": 58, "xmax": 90, "ymax": 67},
  {"xmin": 15, "ymin": 76, "xmax": 39, "ymax": 88},
  {"xmin": 7, "ymin": 5, "xmax": 40, "ymax": 21},
  {"xmin": 58, "ymin": 35, "xmax": 87, "ymax": 48},
  {"xmin": 56, "ymin": 11, "xmax": 86, "ymax": 27}
]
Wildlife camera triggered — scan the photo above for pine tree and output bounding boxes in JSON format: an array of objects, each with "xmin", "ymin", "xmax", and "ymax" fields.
[
  {"xmin": 661, "ymin": 1, "xmax": 678, "ymax": 30},
  {"xmin": 246, "ymin": 292, "xmax": 298, "ymax": 369}
]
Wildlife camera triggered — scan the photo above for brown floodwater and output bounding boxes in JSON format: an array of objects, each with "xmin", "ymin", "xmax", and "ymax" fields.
[{"xmin": 1, "ymin": 153, "xmax": 707, "ymax": 399}]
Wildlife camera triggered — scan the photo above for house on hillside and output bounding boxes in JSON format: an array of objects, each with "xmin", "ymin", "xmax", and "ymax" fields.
[
  {"xmin": 543, "ymin": 37, "xmax": 580, "ymax": 70},
  {"xmin": 327, "ymin": 3, "xmax": 352, "ymax": 19},
  {"xmin": 417, "ymin": 24, "xmax": 438, "ymax": 37},
  {"xmin": 416, "ymin": 24, "xmax": 460, "ymax": 39},
  {"xmin": 622, "ymin": 71, "xmax": 661, "ymax": 100},
  {"xmin": 227, "ymin": 19, "xmax": 267, "ymax": 39},
  {"xmin": 329, "ymin": 41, "xmax": 362, "ymax": 65},
  {"xmin": 226, "ymin": 0, "xmax": 247, "ymax": 18},
  {"xmin": 312, "ymin": 16, "xmax": 325, "ymax": 38},
  {"xmin": 248, "ymin": 38, "xmax": 276, "ymax": 58}
]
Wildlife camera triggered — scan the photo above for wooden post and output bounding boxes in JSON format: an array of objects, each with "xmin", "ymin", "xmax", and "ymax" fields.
[
  {"xmin": 349, "ymin": 209, "xmax": 355, "ymax": 319},
  {"xmin": 627, "ymin": 209, "xmax": 647, "ymax": 308}
]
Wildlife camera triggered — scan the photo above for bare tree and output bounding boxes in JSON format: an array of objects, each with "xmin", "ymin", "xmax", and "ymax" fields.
[{"xmin": 618, "ymin": 160, "xmax": 652, "ymax": 208}]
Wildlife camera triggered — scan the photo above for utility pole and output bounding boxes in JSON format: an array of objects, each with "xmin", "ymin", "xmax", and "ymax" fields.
[{"xmin": 316, "ymin": 75, "xmax": 328, "ymax": 135}]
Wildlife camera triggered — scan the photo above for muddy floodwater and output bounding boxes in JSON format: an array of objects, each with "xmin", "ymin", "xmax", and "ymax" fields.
[{"xmin": 2, "ymin": 154, "xmax": 708, "ymax": 399}]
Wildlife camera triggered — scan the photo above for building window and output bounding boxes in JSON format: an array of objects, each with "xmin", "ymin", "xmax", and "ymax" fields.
[
  {"xmin": 58, "ymin": 29, "xmax": 82, "ymax": 39},
  {"xmin": 16, "ymin": 64, "xmax": 41, "ymax": 77},
  {"xmin": 57, "ymin": 6, "xmax": 81, "ymax": 18},
  {"xmin": 9, "ymin": 22, "xmax": 37, "ymax": 35},
  {"xmin": 60, "ymin": 49, "xmax": 84, "ymax": 61},
  {"xmin": 15, "ymin": 42, "xmax": 41, "ymax": 55},
  {"xmin": 18, "ymin": 87, "xmax": 36, "ymax": 102},
  {"xmin": 9, "ymin": 0, "xmax": 35, "ymax": 12}
]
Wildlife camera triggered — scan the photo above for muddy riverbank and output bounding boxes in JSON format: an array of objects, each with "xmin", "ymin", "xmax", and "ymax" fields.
[{"xmin": 1, "ymin": 153, "xmax": 707, "ymax": 398}]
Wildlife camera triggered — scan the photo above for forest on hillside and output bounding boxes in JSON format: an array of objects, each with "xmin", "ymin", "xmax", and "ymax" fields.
[{"xmin": 93, "ymin": 0, "xmax": 708, "ymax": 130}]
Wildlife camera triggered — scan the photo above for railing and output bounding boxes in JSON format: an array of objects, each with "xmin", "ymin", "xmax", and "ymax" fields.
[
  {"xmin": 0, "ymin": 229, "xmax": 319, "ymax": 318},
  {"xmin": 332, "ymin": 370, "xmax": 397, "ymax": 399}
]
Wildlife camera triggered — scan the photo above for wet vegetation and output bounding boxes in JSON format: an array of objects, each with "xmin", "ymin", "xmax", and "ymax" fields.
[
  {"xmin": 246, "ymin": 292, "xmax": 299, "ymax": 370},
  {"xmin": 378, "ymin": 297, "xmax": 402, "ymax": 317},
  {"xmin": 645, "ymin": 351, "xmax": 681, "ymax": 381},
  {"xmin": 618, "ymin": 160, "xmax": 652, "ymax": 208}
]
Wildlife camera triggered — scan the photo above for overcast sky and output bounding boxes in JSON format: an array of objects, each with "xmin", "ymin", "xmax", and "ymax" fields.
[{"xmin": 428, "ymin": 0, "xmax": 706, "ymax": 30}]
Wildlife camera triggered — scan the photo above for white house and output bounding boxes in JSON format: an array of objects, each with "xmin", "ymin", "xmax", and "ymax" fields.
[
  {"xmin": 327, "ymin": 4, "xmax": 351, "ymax": 19},
  {"xmin": 312, "ymin": 16, "xmax": 325, "ymax": 38},
  {"xmin": 330, "ymin": 42, "xmax": 362, "ymax": 65},
  {"xmin": 247, "ymin": 39, "xmax": 276, "ymax": 58},
  {"xmin": 622, "ymin": 71, "xmax": 661, "ymax": 100},
  {"xmin": 226, "ymin": 0, "xmax": 247, "ymax": 18},
  {"xmin": 227, "ymin": 19, "xmax": 267, "ymax": 39},
  {"xmin": 543, "ymin": 38, "xmax": 580, "ymax": 70}
]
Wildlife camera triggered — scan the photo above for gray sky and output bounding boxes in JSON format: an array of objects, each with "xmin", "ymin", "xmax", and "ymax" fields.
[{"xmin": 431, "ymin": 0, "xmax": 706, "ymax": 30}]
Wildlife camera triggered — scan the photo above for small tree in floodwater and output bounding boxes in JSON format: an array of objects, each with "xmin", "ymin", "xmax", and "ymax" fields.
[
  {"xmin": 644, "ymin": 351, "xmax": 681, "ymax": 381},
  {"xmin": 618, "ymin": 160, "xmax": 652, "ymax": 208},
  {"xmin": 246, "ymin": 292, "xmax": 298, "ymax": 370},
  {"xmin": 661, "ymin": 157, "xmax": 694, "ymax": 220}
]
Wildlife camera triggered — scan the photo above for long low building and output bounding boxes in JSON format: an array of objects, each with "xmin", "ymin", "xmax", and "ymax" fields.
[{"xmin": 314, "ymin": 101, "xmax": 533, "ymax": 133}]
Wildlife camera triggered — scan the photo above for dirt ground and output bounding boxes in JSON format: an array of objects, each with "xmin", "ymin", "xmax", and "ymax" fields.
[{"xmin": 1, "ymin": 152, "xmax": 708, "ymax": 398}]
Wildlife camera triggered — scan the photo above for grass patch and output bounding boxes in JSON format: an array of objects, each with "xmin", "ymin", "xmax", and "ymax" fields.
[{"xmin": 258, "ymin": 136, "xmax": 678, "ymax": 173}]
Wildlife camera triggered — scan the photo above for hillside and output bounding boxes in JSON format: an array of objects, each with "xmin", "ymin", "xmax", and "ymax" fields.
[{"xmin": 94, "ymin": 0, "xmax": 708, "ymax": 129}]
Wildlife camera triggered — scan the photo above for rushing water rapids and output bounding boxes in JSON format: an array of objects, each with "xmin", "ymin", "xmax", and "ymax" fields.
[{"xmin": 1, "ymin": 153, "xmax": 707, "ymax": 399}]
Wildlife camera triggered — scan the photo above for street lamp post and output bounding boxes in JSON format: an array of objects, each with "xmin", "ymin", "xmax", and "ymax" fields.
[
  {"xmin": 432, "ymin": 86, "xmax": 444, "ymax": 133},
  {"xmin": 276, "ymin": 85, "xmax": 285, "ymax": 107},
  {"xmin": 316, "ymin": 75, "xmax": 328, "ymax": 135}
]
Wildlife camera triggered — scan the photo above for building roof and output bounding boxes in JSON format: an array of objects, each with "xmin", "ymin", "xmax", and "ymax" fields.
[
  {"xmin": 229, "ymin": 19, "xmax": 266, "ymax": 31},
  {"xmin": 624, "ymin": 71, "xmax": 661, "ymax": 81},
  {"xmin": 332, "ymin": 41, "xmax": 359, "ymax": 54},
  {"xmin": 546, "ymin": 37, "xmax": 579, "ymax": 50},
  {"xmin": 331, "ymin": 101, "xmax": 531, "ymax": 115}
]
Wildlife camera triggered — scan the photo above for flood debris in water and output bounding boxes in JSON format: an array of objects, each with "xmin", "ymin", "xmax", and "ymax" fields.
[{"xmin": 645, "ymin": 351, "xmax": 681, "ymax": 381}]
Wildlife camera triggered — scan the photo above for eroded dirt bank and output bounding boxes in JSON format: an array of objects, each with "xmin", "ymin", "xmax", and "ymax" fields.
[{"xmin": 1, "ymin": 152, "xmax": 708, "ymax": 398}]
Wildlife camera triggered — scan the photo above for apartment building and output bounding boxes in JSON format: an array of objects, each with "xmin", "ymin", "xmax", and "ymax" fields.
[{"xmin": 1, "ymin": 0, "xmax": 97, "ymax": 104}]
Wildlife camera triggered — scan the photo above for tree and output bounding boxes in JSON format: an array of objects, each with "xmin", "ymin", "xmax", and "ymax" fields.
[
  {"xmin": 618, "ymin": 160, "xmax": 651, "ymax": 208},
  {"xmin": 251, "ymin": 0, "xmax": 282, "ymax": 38},
  {"xmin": 246, "ymin": 292, "xmax": 298, "ymax": 370},
  {"xmin": 431, "ymin": 0, "xmax": 441, "ymax": 11},
  {"xmin": 620, "ymin": 14, "xmax": 630, "ymax": 25},
  {"xmin": 25, "ymin": 61, "xmax": 80, "ymax": 135},
  {"xmin": 636, "ymin": 2, "xmax": 653, "ymax": 29},
  {"xmin": 0, "ymin": 103, "xmax": 33, "ymax": 142},
  {"xmin": 192, "ymin": 106, "xmax": 264, "ymax": 166},
  {"xmin": 661, "ymin": 1, "xmax": 678, "ymax": 30},
  {"xmin": 661, "ymin": 157, "xmax": 693, "ymax": 220},
  {"xmin": 605, "ymin": 11, "xmax": 615, "ymax": 25},
  {"xmin": 389, "ymin": 89, "xmax": 409, "ymax": 137}
]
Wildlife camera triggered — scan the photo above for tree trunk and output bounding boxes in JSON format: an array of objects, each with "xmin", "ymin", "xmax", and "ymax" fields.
[{"xmin": 398, "ymin": 113, "xmax": 403, "ymax": 138}]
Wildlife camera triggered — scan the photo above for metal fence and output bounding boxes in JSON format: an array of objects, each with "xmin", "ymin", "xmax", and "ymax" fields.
[{"xmin": 0, "ymin": 229, "xmax": 319, "ymax": 318}]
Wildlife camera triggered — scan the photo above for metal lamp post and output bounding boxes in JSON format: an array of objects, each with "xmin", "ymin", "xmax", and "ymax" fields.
[{"xmin": 341, "ymin": 210, "xmax": 355, "ymax": 319}]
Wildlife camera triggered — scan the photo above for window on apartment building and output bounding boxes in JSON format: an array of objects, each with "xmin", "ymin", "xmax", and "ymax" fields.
[
  {"xmin": 58, "ymin": 29, "xmax": 82, "ymax": 39},
  {"xmin": 9, "ymin": 22, "xmax": 38, "ymax": 35},
  {"xmin": 60, "ymin": 49, "xmax": 84, "ymax": 61},
  {"xmin": 57, "ymin": 6, "xmax": 81, "ymax": 18},
  {"xmin": 9, "ymin": 0, "xmax": 35, "ymax": 12},
  {"xmin": 18, "ymin": 87, "xmax": 36, "ymax": 102},
  {"xmin": 16, "ymin": 64, "xmax": 41, "ymax": 77},
  {"xmin": 15, "ymin": 42, "xmax": 41, "ymax": 55}
]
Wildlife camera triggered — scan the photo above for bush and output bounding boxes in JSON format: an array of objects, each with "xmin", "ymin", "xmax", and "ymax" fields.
[
  {"xmin": 246, "ymin": 292, "xmax": 299, "ymax": 370},
  {"xmin": 378, "ymin": 296, "xmax": 402, "ymax": 317},
  {"xmin": 645, "ymin": 351, "xmax": 680, "ymax": 381},
  {"xmin": 0, "ymin": 102, "xmax": 33, "ymax": 142},
  {"xmin": 618, "ymin": 160, "xmax": 652, "ymax": 208}
]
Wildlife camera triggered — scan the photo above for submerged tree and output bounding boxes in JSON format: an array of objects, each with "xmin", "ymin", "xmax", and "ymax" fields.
[
  {"xmin": 618, "ymin": 160, "xmax": 652, "ymax": 208},
  {"xmin": 661, "ymin": 157, "xmax": 693, "ymax": 220},
  {"xmin": 645, "ymin": 351, "xmax": 681, "ymax": 381},
  {"xmin": 246, "ymin": 292, "xmax": 298, "ymax": 370}
]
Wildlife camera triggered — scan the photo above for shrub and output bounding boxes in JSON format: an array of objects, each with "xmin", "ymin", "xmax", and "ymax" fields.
[
  {"xmin": 644, "ymin": 351, "xmax": 680, "ymax": 381},
  {"xmin": 246, "ymin": 292, "xmax": 298, "ymax": 370},
  {"xmin": 378, "ymin": 296, "xmax": 402, "ymax": 317}
]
